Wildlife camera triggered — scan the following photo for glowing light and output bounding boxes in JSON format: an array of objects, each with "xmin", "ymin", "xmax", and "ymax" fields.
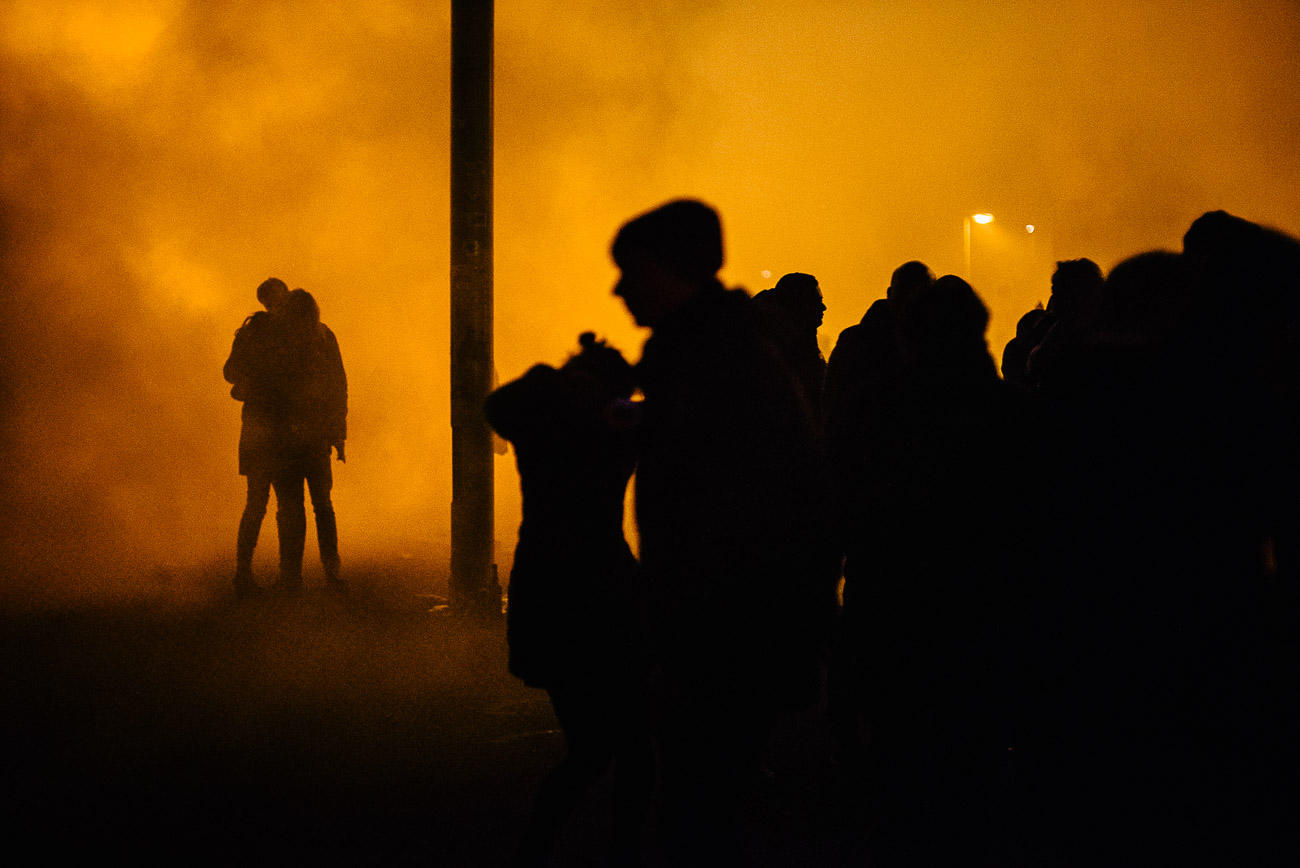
[
  {"xmin": 972, "ymin": 213, "xmax": 994, "ymax": 224},
  {"xmin": 761, "ymin": 270, "xmax": 771, "ymax": 278},
  {"xmin": 1026, "ymin": 224, "xmax": 1035, "ymax": 233}
]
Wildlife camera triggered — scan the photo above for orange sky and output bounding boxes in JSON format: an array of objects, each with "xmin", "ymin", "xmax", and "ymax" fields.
[{"xmin": 2, "ymin": 0, "xmax": 1298, "ymax": 601}]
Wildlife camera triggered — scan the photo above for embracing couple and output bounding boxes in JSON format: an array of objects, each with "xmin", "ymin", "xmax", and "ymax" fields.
[{"xmin": 224, "ymin": 277, "xmax": 348, "ymax": 598}]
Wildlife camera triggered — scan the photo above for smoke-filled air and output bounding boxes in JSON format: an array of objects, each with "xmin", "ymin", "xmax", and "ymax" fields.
[{"xmin": 2, "ymin": 0, "xmax": 1298, "ymax": 602}]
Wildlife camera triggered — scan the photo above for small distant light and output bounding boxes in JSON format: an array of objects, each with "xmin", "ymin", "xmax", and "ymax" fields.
[
  {"xmin": 1026, "ymin": 224, "xmax": 1035, "ymax": 233},
  {"xmin": 761, "ymin": 270, "xmax": 771, "ymax": 279},
  {"xmin": 973, "ymin": 213, "xmax": 994, "ymax": 224}
]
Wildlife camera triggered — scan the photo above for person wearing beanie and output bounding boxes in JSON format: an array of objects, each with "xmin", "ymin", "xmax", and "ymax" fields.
[{"xmin": 611, "ymin": 200, "xmax": 839, "ymax": 864}]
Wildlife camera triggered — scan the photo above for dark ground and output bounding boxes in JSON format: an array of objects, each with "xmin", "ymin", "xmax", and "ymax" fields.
[{"xmin": 0, "ymin": 564, "xmax": 867, "ymax": 867}]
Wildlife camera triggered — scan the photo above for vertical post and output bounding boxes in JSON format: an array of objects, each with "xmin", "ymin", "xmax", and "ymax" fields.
[
  {"xmin": 963, "ymin": 216, "xmax": 972, "ymax": 281},
  {"xmin": 450, "ymin": 0, "xmax": 496, "ymax": 616}
]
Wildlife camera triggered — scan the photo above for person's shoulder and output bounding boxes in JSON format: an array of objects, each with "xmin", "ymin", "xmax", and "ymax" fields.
[
  {"xmin": 827, "ymin": 323, "xmax": 868, "ymax": 364},
  {"xmin": 484, "ymin": 365, "xmax": 560, "ymax": 432},
  {"xmin": 490, "ymin": 364, "xmax": 560, "ymax": 400},
  {"xmin": 834, "ymin": 323, "xmax": 863, "ymax": 345},
  {"xmin": 237, "ymin": 310, "xmax": 269, "ymax": 332},
  {"xmin": 315, "ymin": 322, "xmax": 344, "ymax": 354},
  {"xmin": 714, "ymin": 287, "xmax": 765, "ymax": 336}
]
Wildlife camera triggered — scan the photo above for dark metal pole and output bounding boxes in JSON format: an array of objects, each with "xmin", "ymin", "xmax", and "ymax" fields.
[{"xmin": 450, "ymin": 0, "xmax": 497, "ymax": 616}]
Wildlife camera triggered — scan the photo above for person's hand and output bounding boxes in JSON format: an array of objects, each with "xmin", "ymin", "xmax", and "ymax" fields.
[{"xmin": 335, "ymin": 442, "xmax": 346, "ymax": 463}]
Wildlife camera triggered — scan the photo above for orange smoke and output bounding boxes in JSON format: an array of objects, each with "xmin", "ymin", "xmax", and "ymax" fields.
[{"xmin": 2, "ymin": 0, "xmax": 1298, "ymax": 602}]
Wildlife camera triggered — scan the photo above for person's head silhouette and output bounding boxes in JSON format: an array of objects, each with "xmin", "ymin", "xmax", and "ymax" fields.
[
  {"xmin": 257, "ymin": 277, "xmax": 290, "ymax": 316},
  {"xmin": 887, "ymin": 261, "xmax": 935, "ymax": 307},
  {"xmin": 611, "ymin": 199, "xmax": 724, "ymax": 327},
  {"xmin": 769, "ymin": 272, "xmax": 825, "ymax": 330},
  {"xmin": 901, "ymin": 275, "xmax": 990, "ymax": 365}
]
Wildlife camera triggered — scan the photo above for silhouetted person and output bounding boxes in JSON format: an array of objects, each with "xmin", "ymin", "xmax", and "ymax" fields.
[
  {"xmin": 224, "ymin": 277, "xmax": 291, "ymax": 598},
  {"xmin": 1184, "ymin": 210, "xmax": 1300, "ymax": 586},
  {"xmin": 823, "ymin": 259, "xmax": 933, "ymax": 443},
  {"xmin": 485, "ymin": 332, "xmax": 650, "ymax": 867},
  {"xmin": 1181, "ymin": 217, "xmax": 1299, "ymax": 863},
  {"xmin": 821, "ymin": 261, "xmax": 934, "ymax": 766},
  {"xmin": 262, "ymin": 289, "xmax": 347, "ymax": 594},
  {"xmin": 842, "ymin": 275, "xmax": 1041, "ymax": 866},
  {"xmin": 1019, "ymin": 258, "xmax": 1105, "ymax": 390},
  {"xmin": 1025, "ymin": 237, "xmax": 1297, "ymax": 865},
  {"xmin": 611, "ymin": 200, "xmax": 839, "ymax": 865},
  {"xmin": 750, "ymin": 272, "xmax": 827, "ymax": 418},
  {"xmin": 999, "ymin": 304, "xmax": 1048, "ymax": 387},
  {"xmin": 1048, "ymin": 257, "xmax": 1105, "ymax": 323}
]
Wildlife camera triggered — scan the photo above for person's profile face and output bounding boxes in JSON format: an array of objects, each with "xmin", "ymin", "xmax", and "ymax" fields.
[
  {"xmin": 613, "ymin": 248, "xmax": 670, "ymax": 327},
  {"xmin": 808, "ymin": 286, "xmax": 826, "ymax": 327},
  {"xmin": 613, "ymin": 243, "xmax": 705, "ymax": 328},
  {"xmin": 789, "ymin": 284, "xmax": 824, "ymax": 328},
  {"xmin": 614, "ymin": 270, "xmax": 651, "ymax": 327}
]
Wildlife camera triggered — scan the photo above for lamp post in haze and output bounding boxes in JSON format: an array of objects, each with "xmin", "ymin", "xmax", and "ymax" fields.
[
  {"xmin": 964, "ymin": 212, "xmax": 994, "ymax": 281},
  {"xmin": 450, "ymin": 0, "xmax": 499, "ymax": 616}
]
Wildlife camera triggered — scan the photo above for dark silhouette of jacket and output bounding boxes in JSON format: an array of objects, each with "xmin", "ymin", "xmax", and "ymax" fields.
[
  {"xmin": 226, "ymin": 312, "xmax": 346, "ymax": 469},
  {"xmin": 282, "ymin": 319, "xmax": 347, "ymax": 458},
  {"xmin": 822, "ymin": 299, "xmax": 908, "ymax": 536},
  {"xmin": 224, "ymin": 311, "xmax": 283, "ymax": 476},
  {"xmin": 485, "ymin": 364, "xmax": 639, "ymax": 689},
  {"xmin": 750, "ymin": 284, "xmax": 826, "ymax": 421},
  {"xmin": 634, "ymin": 286, "xmax": 839, "ymax": 711}
]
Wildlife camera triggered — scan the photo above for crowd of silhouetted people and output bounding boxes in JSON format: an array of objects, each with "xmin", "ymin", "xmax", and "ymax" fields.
[{"xmin": 488, "ymin": 201, "xmax": 1296, "ymax": 867}]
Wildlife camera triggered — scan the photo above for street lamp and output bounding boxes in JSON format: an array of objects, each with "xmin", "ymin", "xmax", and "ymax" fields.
[{"xmin": 964, "ymin": 213, "xmax": 994, "ymax": 280}]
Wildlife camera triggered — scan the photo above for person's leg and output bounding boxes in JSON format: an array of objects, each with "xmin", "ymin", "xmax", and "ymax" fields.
[
  {"xmin": 516, "ymin": 684, "xmax": 617, "ymax": 866},
  {"xmin": 305, "ymin": 455, "xmax": 342, "ymax": 588},
  {"xmin": 272, "ymin": 471, "xmax": 306, "ymax": 592},
  {"xmin": 234, "ymin": 473, "xmax": 272, "ymax": 596}
]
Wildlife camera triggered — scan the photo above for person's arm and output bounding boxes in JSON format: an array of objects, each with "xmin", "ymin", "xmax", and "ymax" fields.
[
  {"xmin": 320, "ymin": 325, "xmax": 348, "ymax": 458},
  {"xmin": 483, "ymin": 365, "xmax": 561, "ymax": 446},
  {"xmin": 223, "ymin": 328, "xmax": 249, "ymax": 386},
  {"xmin": 223, "ymin": 318, "xmax": 258, "ymax": 398}
]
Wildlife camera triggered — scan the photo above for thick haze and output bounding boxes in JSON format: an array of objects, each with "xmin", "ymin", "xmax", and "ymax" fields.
[{"xmin": 2, "ymin": 0, "xmax": 1298, "ymax": 602}]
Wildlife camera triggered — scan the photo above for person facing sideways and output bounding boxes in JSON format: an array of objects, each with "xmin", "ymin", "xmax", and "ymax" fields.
[
  {"xmin": 750, "ymin": 271, "xmax": 828, "ymax": 419},
  {"xmin": 821, "ymin": 261, "xmax": 936, "ymax": 768},
  {"xmin": 822, "ymin": 260, "xmax": 934, "ymax": 551},
  {"xmin": 485, "ymin": 332, "xmax": 650, "ymax": 868},
  {"xmin": 223, "ymin": 281, "xmax": 347, "ymax": 597},
  {"xmin": 611, "ymin": 199, "xmax": 840, "ymax": 865},
  {"xmin": 822, "ymin": 260, "xmax": 934, "ymax": 436},
  {"xmin": 224, "ymin": 277, "xmax": 290, "ymax": 598}
]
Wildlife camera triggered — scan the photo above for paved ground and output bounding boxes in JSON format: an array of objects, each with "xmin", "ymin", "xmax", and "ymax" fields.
[
  {"xmin": 0, "ymin": 564, "xmax": 869, "ymax": 866},
  {"xmin": 7, "ymin": 563, "xmax": 1293, "ymax": 866}
]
